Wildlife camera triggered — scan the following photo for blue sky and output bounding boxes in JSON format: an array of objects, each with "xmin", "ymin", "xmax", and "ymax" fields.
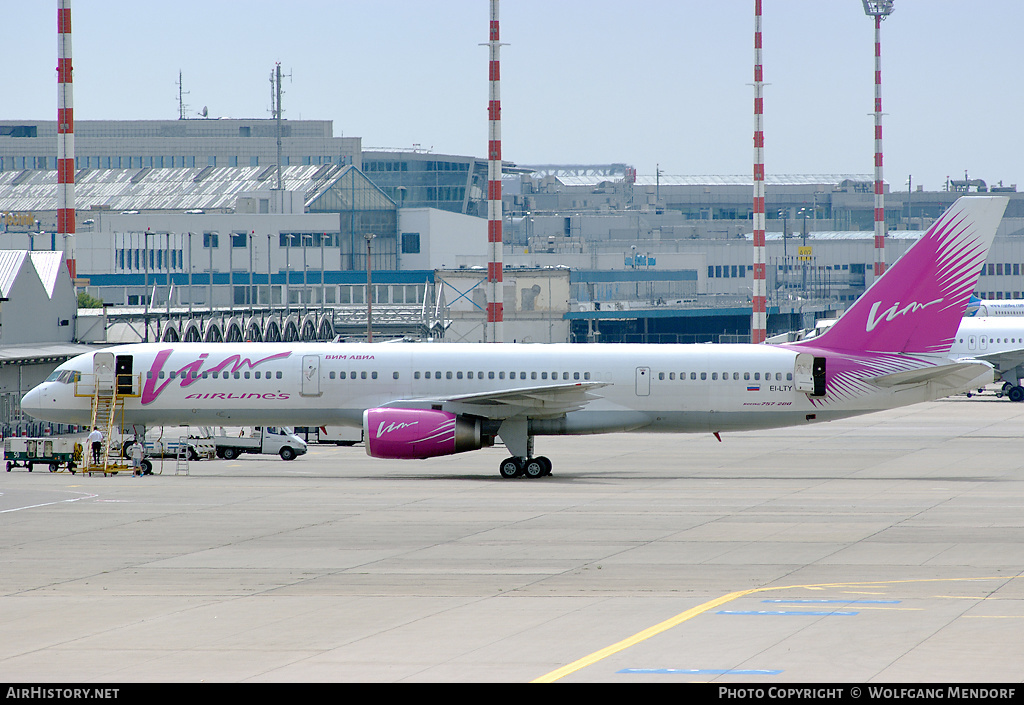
[{"xmin": 6, "ymin": 1, "xmax": 1022, "ymax": 191}]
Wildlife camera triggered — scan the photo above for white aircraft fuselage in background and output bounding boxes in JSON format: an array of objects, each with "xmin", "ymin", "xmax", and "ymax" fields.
[
  {"xmin": 950, "ymin": 316, "xmax": 1024, "ymax": 400},
  {"xmin": 966, "ymin": 298, "xmax": 1024, "ymax": 317}
]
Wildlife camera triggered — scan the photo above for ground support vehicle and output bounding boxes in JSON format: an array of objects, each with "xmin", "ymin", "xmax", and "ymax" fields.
[
  {"xmin": 214, "ymin": 427, "xmax": 307, "ymax": 461},
  {"xmin": 314, "ymin": 426, "xmax": 363, "ymax": 446},
  {"xmin": 4, "ymin": 438, "xmax": 79, "ymax": 473}
]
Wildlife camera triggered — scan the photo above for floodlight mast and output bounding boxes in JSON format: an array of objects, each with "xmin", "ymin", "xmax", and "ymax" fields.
[
  {"xmin": 862, "ymin": 0, "xmax": 894, "ymax": 17},
  {"xmin": 863, "ymin": 0, "xmax": 894, "ymax": 279}
]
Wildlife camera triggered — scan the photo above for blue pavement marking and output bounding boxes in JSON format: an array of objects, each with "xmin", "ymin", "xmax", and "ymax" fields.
[
  {"xmin": 718, "ymin": 610, "xmax": 859, "ymax": 616},
  {"xmin": 618, "ymin": 669, "xmax": 783, "ymax": 675}
]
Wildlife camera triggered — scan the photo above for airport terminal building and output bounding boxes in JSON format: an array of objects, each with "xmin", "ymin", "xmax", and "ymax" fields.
[
  {"xmin": 0, "ymin": 119, "xmax": 361, "ymax": 172},
  {"xmin": 2, "ymin": 118, "xmax": 1024, "ymax": 350}
]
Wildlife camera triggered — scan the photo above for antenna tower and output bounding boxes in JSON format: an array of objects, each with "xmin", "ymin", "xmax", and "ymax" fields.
[
  {"xmin": 750, "ymin": 0, "xmax": 767, "ymax": 343},
  {"xmin": 176, "ymin": 70, "xmax": 190, "ymax": 120},
  {"xmin": 485, "ymin": 0, "xmax": 505, "ymax": 342},
  {"xmin": 270, "ymin": 63, "xmax": 289, "ymax": 191},
  {"xmin": 57, "ymin": 0, "xmax": 76, "ymax": 280}
]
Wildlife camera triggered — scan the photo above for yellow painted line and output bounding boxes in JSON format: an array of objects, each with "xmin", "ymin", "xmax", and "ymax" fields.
[
  {"xmin": 531, "ymin": 588, "xmax": 757, "ymax": 683},
  {"xmin": 532, "ymin": 575, "xmax": 1024, "ymax": 683}
]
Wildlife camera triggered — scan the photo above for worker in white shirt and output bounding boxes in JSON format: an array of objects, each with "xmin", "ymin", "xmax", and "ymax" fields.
[{"xmin": 87, "ymin": 427, "xmax": 103, "ymax": 465}]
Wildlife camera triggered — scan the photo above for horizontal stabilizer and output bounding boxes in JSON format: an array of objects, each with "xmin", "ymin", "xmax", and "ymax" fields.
[{"xmin": 868, "ymin": 361, "xmax": 994, "ymax": 389}]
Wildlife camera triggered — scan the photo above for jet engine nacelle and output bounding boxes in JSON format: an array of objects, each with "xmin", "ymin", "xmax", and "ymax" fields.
[{"xmin": 363, "ymin": 408, "xmax": 484, "ymax": 460}]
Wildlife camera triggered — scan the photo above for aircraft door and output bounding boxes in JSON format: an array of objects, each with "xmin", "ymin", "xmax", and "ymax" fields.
[
  {"xmin": 794, "ymin": 353, "xmax": 826, "ymax": 397},
  {"xmin": 301, "ymin": 355, "xmax": 321, "ymax": 397},
  {"xmin": 93, "ymin": 352, "xmax": 115, "ymax": 393},
  {"xmin": 635, "ymin": 366, "xmax": 651, "ymax": 396},
  {"xmin": 811, "ymin": 357, "xmax": 826, "ymax": 397},
  {"xmin": 115, "ymin": 355, "xmax": 133, "ymax": 395}
]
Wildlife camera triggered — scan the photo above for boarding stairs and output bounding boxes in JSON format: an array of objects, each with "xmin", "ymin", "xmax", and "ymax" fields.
[{"xmin": 76, "ymin": 369, "xmax": 140, "ymax": 475}]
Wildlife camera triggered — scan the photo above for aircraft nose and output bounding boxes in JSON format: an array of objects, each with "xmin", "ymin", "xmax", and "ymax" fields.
[
  {"xmin": 20, "ymin": 385, "xmax": 46, "ymax": 420},
  {"xmin": 21, "ymin": 382, "xmax": 84, "ymax": 424},
  {"xmin": 21, "ymin": 384, "xmax": 64, "ymax": 422}
]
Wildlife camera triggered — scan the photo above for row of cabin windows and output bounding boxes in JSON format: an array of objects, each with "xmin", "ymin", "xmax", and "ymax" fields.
[
  {"xmin": 327, "ymin": 370, "xmax": 594, "ymax": 381},
  {"xmin": 144, "ymin": 368, "xmax": 792, "ymax": 384},
  {"xmin": 956, "ymin": 337, "xmax": 1022, "ymax": 344},
  {"xmin": 658, "ymin": 371, "xmax": 793, "ymax": 382},
  {"xmin": 413, "ymin": 371, "xmax": 592, "ymax": 381},
  {"xmin": 147, "ymin": 370, "xmax": 284, "ymax": 380},
  {"xmin": 330, "ymin": 371, "xmax": 382, "ymax": 380}
]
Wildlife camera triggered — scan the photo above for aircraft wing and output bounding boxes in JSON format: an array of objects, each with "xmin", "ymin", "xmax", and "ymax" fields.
[
  {"xmin": 382, "ymin": 381, "xmax": 610, "ymax": 419},
  {"xmin": 867, "ymin": 361, "xmax": 994, "ymax": 390},
  {"xmin": 970, "ymin": 348, "xmax": 1024, "ymax": 376}
]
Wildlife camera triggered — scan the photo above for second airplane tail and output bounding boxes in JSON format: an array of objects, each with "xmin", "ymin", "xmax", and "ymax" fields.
[{"xmin": 802, "ymin": 196, "xmax": 1008, "ymax": 355}]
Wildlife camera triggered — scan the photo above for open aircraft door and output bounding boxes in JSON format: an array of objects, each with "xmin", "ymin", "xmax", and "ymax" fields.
[
  {"xmin": 114, "ymin": 355, "xmax": 134, "ymax": 395},
  {"xmin": 794, "ymin": 353, "xmax": 826, "ymax": 397}
]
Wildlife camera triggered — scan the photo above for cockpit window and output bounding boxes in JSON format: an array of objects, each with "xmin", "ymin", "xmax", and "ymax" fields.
[{"xmin": 48, "ymin": 370, "xmax": 80, "ymax": 384}]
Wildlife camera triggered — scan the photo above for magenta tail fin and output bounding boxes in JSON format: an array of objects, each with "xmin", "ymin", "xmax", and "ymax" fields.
[{"xmin": 801, "ymin": 196, "xmax": 1007, "ymax": 354}]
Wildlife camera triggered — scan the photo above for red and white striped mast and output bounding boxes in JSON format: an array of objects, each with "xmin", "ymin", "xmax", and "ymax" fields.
[
  {"xmin": 485, "ymin": 0, "xmax": 504, "ymax": 343},
  {"xmin": 750, "ymin": 0, "xmax": 767, "ymax": 344},
  {"xmin": 57, "ymin": 0, "xmax": 76, "ymax": 280},
  {"xmin": 863, "ymin": 0, "xmax": 894, "ymax": 279}
]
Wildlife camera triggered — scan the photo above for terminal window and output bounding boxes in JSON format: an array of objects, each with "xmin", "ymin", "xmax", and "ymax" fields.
[{"xmin": 402, "ymin": 232, "xmax": 421, "ymax": 254}]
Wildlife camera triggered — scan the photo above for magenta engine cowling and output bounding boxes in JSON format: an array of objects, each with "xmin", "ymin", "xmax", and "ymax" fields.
[{"xmin": 363, "ymin": 408, "xmax": 484, "ymax": 459}]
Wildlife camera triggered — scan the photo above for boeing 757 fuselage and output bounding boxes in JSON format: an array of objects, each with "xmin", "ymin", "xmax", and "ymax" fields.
[{"xmin": 22, "ymin": 197, "xmax": 1009, "ymax": 478}]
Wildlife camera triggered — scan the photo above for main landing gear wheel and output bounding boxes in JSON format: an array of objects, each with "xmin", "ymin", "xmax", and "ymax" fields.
[
  {"xmin": 499, "ymin": 457, "xmax": 523, "ymax": 478},
  {"xmin": 524, "ymin": 457, "xmax": 552, "ymax": 478},
  {"xmin": 1009, "ymin": 385, "xmax": 1024, "ymax": 403},
  {"xmin": 499, "ymin": 456, "xmax": 552, "ymax": 479}
]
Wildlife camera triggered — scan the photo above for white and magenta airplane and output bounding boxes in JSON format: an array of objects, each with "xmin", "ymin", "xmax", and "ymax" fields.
[{"xmin": 22, "ymin": 196, "xmax": 1007, "ymax": 479}]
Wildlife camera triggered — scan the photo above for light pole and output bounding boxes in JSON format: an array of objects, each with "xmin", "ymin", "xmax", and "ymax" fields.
[
  {"xmin": 208, "ymin": 232, "xmax": 215, "ymax": 314},
  {"xmin": 799, "ymin": 206, "xmax": 809, "ymax": 297},
  {"xmin": 187, "ymin": 232, "xmax": 192, "ymax": 318},
  {"xmin": 248, "ymin": 231, "xmax": 254, "ymax": 317},
  {"xmin": 365, "ymin": 233, "xmax": 376, "ymax": 342},
  {"xmin": 144, "ymin": 228, "xmax": 150, "ymax": 342}
]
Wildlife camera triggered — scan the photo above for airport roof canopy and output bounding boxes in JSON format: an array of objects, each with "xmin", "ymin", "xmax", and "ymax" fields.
[
  {"xmin": 305, "ymin": 164, "xmax": 396, "ymax": 213},
  {"xmin": 0, "ymin": 164, "xmax": 360, "ymax": 213},
  {"xmin": 0, "ymin": 250, "xmax": 65, "ymax": 298},
  {"xmin": 556, "ymin": 174, "xmax": 877, "ymax": 188}
]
